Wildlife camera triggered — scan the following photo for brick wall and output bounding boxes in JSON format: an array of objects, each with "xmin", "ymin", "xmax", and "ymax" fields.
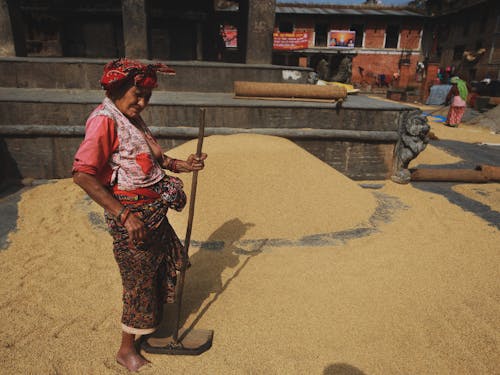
[
  {"xmin": 399, "ymin": 23, "xmax": 421, "ymax": 50},
  {"xmin": 275, "ymin": 16, "xmax": 422, "ymax": 50},
  {"xmin": 273, "ymin": 13, "xmax": 425, "ymax": 89},
  {"xmin": 364, "ymin": 22, "xmax": 386, "ymax": 49},
  {"xmin": 352, "ymin": 53, "xmax": 420, "ymax": 87},
  {"xmin": 430, "ymin": 0, "xmax": 500, "ymax": 81}
]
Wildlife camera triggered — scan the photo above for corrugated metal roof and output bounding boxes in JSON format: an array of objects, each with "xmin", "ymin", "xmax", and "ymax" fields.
[{"xmin": 276, "ymin": 6, "xmax": 424, "ymax": 17}]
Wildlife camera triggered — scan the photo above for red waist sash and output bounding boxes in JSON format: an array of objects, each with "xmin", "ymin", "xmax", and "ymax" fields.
[{"xmin": 112, "ymin": 185, "xmax": 161, "ymax": 205}]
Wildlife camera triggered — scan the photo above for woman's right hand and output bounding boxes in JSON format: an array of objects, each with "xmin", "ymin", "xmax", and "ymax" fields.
[
  {"xmin": 72, "ymin": 172, "xmax": 147, "ymax": 246},
  {"xmin": 123, "ymin": 212, "xmax": 147, "ymax": 245}
]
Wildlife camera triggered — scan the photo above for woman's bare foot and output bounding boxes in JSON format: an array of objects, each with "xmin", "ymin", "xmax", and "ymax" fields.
[
  {"xmin": 116, "ymin": 349, "xmax": 150, "ymax": 372},
  {"xmin": 116, "ymin": 331, "xmax": 150, "ymax": 372}
]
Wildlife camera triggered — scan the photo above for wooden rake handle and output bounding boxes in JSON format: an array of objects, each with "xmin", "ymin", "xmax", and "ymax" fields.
[{"xmin": 172, "ymin": 108, "xmax": 206, "ymax": 344}]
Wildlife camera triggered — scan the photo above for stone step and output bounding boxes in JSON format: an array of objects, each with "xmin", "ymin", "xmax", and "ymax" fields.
[
  {"xmin": 0, "ymin": 57, "xmax": 311, "ymax": 92},
  {"xmin": 0, "ymin": 87, "xmax": 408, "ymax": 130},
  {"xmin": 0, "ymin": 87, "xmax": 415, "ymax": 181}
]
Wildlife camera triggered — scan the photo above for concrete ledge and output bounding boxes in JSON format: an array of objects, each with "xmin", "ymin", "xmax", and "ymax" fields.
[
  {"xmin": 0, "ymin": 89, "xmax": 412, "ymax": 132},
  {"xmin": 0, "ymin": 124, "xmax": 400, "ymax": 141},
  {"xmin": 2, "ymin": 134, "xmax": 396, "ymax": 181},
  {"xmin": 386, "ymin": 88, "xmax": 408, "ymax": 101},
  {"xmin": 0, "ymin": 87, "xmax": 415, "ymax": 181},
  {"xmin": 0, "ymin": 87, "xmax": 413, "ymax": 110}
]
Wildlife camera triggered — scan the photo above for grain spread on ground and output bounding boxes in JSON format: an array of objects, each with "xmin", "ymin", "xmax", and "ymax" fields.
[
  {"xmin": 0, "ymin": 127, "xmax": 499, "ymax": 374},
  {"xmin": 408, "ymin": 144, "xmax": 462, "ymax": 167},
  {"xmin": 451, "ymin": 184, "xmax": 500, "ymax": 212}
]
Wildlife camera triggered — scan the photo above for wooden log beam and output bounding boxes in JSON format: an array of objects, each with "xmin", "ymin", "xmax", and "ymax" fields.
[
  {"xmin": 410, "ymin": 168, "xmax": 490, "ymax": 182},
  {"xmin": 234, "ymin": 81, "xmax": 347, "ymax": 100},
  {"xmin": 477, "ymin": 165, "xmax": 500, "ymax": 182}
]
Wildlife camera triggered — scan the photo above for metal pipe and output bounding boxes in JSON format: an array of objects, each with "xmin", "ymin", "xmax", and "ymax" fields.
[{"xmin": 0, "ymin": 124, "xmax": 399, "ymax": 141}]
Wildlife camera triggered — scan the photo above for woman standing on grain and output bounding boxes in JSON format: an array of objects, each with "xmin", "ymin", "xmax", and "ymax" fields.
[
  {"xmin": 72, "ymin": 58, "xmax": 207, "ymax": 372},
  {"xmin": 444, "ymin": 76, "xmax": 469, "ymax": 127}
]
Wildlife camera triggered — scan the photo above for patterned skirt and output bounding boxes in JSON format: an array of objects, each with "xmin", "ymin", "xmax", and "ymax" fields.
[
  {"xmin": 446, "ymin": 105, "xmax": 466, "ymax": 126},
  {"xmin": 105, "ymin": 182, "xmax": 187, "ymax": 335}
]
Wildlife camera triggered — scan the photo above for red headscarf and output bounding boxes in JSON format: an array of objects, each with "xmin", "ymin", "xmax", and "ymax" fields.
[{"xmin": 100, "ymin": 58, "xmax": 176, "ymax": 90}]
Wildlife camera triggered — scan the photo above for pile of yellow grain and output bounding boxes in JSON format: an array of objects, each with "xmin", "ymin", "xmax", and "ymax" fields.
[{"xmin": 166, "ymin": 134, "xmax": 377, "ymax": 241}]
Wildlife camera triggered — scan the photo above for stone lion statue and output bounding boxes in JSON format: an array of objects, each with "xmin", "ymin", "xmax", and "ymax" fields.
[{"xmin": 391, "ymin": 110, "xmax": 430, "ymax": 184}]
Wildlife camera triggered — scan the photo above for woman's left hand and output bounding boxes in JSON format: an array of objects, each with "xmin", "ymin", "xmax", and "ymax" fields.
[{"xmin": 185, "ymin": 153, "xmax": 207, "ymax": 171}]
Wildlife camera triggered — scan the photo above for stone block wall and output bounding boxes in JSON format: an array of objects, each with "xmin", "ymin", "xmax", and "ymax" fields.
[
  {"xmin": 0, "ymin": 58, "xmax": 312, "ymax": 92},
  {"xmin": 0, "ymin": 87, "xmax": 412, "ymax": 181}
]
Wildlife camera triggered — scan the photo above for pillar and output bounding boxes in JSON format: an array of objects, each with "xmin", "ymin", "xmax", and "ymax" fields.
[
  {"xmin": 298, "ymin": 56, "xmax": 308, "ymax": 68},
  {"xmin": 196, "ymin": 22, "xmax": 203, "ymax": 61},
  {"xmin": 398, "ymin": 63, "xmax": 411, "ymax": 89},
  {"xmin": 245, "ymin": 0, "xmax": 276, "ymax": 64},
  {"xmin": 422, "ymin": 62, "xmax": 440, "ymax": 103},
  {"xmin": 122, "ymin": 0, "xmax": 149, "ymax": 59},
  {"xmin": 0, "ymin": 0, "xmax": 25, "ymax": 56}
]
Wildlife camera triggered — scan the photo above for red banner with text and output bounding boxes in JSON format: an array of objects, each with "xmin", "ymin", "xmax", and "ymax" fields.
[{"xmin": 273, "ymin": 32, "xmax": 309, "ymax": 50}]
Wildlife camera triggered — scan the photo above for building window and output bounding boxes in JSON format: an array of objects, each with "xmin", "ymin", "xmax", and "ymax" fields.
[
  {"xmin": 385, "ymin": 25, "xmax": 399, "ymax": 48},
  {"xmin": 453, "ymin": 45, "xmax": 465, "ymax": 60},
  {"xmin": 436, "ymin": 46, "xmax": 442, "ymax": 59},
  {"xmin": 350, "ymin": 24, "xmax": 364, "ymax": 47},
  {"xmin": 479, "ymin": 12, "xmax": 488, "ymax": 33},
  {"xmin": 315, "ymin": 24, "xmax": 328, "ymax": 47},
  {"xmin": 279, "ymin": 21, "xmax": 293, "ymax": 33},
  {"xmin": 463, "ymin": 21, "xmax": 470, "ymax": 36},
  {"xmin": 440, "ymin": 23, "xmax": 450, "ymax": 41},
  {"xmin": 469, "ymin": 68, "xmax": 477, "ymax": 81}
]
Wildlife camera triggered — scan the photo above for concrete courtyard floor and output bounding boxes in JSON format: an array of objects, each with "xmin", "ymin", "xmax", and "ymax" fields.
[{"xmin": 0, "ymin": 104, "xmax": 499, "ymax": 375}]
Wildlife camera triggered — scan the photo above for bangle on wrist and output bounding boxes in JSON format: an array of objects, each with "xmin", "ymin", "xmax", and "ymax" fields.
[
  {"xmin": 120, "ymin": 208, "xmax": 131, "ymax": 225},
  {"xmin": 116, "ymin": 206, "xmax": 126, "ymax": 222},
  {"xmin": 166, "ymin": 158, "xmax": 174, "ymax": 170},
  {"xmin": 166, "ymin": 157, "xmax": 180, "ymax": 173}
]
